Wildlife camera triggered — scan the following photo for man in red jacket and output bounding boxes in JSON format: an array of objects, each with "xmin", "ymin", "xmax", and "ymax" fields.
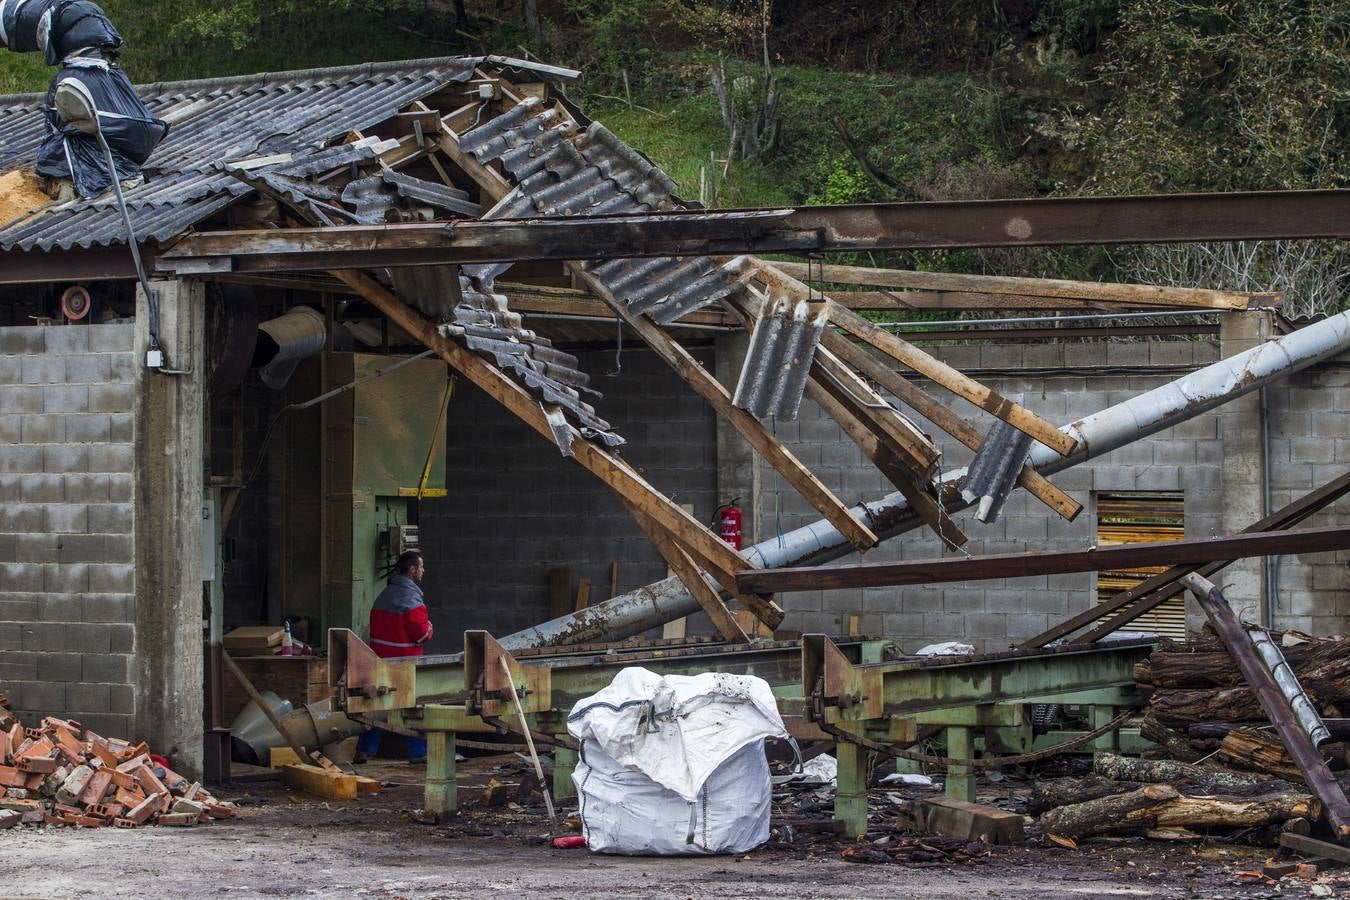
[{"xmin": 356, "ymin": 551, "xmax": 433, "ymax": 761}]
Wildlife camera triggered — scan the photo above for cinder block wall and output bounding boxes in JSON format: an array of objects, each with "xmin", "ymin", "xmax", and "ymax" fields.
[
  {"xmin": 418, "ymin": 345, "xmax": 719, "ymax": 652},
  {"xmin": 0, "ymin": 323, "xmax": 137, "ymax": 735}
]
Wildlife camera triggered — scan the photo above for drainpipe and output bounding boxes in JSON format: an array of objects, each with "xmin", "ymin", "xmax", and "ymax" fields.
[{"xmin": 501, "ymin": 309, "xmax": 1350, "ymax": 650}]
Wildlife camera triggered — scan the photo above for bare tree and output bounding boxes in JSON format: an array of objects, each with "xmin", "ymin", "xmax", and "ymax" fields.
[{"xmin": 710, "ymin": 0, "xmax": 780, "ymax": 167}]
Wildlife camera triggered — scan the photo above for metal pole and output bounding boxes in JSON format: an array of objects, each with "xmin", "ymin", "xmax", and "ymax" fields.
[
  {"xmin": 501, "ymin": 308, "xmax": 1350, "ymax": 650},
  {"xmin": 1181, "ymin": 573, "xmax": 1350, "ymax": 840}
]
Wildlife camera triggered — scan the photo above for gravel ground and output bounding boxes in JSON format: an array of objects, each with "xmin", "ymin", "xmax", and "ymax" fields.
[{"xmin": 0, "ymin": 757, "xmax": 1344, "ymax": 899}]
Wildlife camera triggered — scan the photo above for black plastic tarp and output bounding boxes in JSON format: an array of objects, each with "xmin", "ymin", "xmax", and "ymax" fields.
[
  {"xmin": 1, "ymin": 0, "xmax": 120, "ymax": 62},
  {"xmin": 34, "ymin": 59, "xmax": 169, "ymax": 196}
]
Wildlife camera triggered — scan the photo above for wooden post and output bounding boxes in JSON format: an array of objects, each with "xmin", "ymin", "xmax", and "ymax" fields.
[
  {"xmin": 946, "ymin": 726, "xmax": 975, "ymax": 802},
  {"xmin": 424, "ymin": 730, "xmax": 457, "ymax": 823}
]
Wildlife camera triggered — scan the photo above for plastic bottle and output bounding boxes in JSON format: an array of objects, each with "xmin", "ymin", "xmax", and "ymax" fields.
[{"xmin": 280, "ymin": 619, "xmax": 294, "ymax": 657}]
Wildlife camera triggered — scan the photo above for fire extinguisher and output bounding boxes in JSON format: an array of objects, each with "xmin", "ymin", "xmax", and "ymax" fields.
[{"xmin": 714, "ymin": 498, "xmax": 743, "ymax": 550}]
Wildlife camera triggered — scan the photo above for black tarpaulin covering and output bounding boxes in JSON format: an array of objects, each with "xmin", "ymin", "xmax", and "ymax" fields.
[
  {"xmin": 34, "ymin": 59, "xmax": 168, "ymax": 196},
  {"xmin": 1, "ymin": 0, "xmax": 119, "ymax": 61}
]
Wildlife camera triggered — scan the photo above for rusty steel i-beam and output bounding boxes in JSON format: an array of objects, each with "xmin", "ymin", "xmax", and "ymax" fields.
[
  {"xmin": 735, "ymin": 525, "xmax": 1350, "ymax": 594},
  {"xmin": 143, "ymin": 189, "xmax": 1350, "ymax": 277}
]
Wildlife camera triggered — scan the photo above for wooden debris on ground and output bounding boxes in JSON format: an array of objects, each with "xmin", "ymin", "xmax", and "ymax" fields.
[
  {"xmin": 840, "ymin": 834, "xmax": 997, "ymax": 866},
  {"xmin": 0, "ymin": 692, "xmax": 237, "ymax": 829},
  {"xmin": 279, "ymin": 763, "xmax": 379, "ymax": 800}
]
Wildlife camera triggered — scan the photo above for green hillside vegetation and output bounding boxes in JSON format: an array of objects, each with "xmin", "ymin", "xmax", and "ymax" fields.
[{"xmin": 2, "ymin": 1, "xmax": 1346, "ymax": 312}]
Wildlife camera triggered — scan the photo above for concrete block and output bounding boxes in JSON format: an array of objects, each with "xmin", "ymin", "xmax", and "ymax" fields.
[
  {"xmin": 106, "ymin": 473, "xmax": 132, "ymax": 503},
  {"xmin": 44, "ymin": 384, "xmax": 90, "ymax": 413},
  {"xmin": 65, "ymin": 414, "xmax": 111, "ymax": 444},
  {"xmin": 64, "ymin": 473, "xmax": 110, "ymax": 503},
  {"xmin": 46, "ymin": 504, "xmax": 89, "ymax": 534},
  {"xmin": 15, "ymin": 534, "xmax": 58, "ymax": 564},
  {"xmin": 43, "ymin": 444, "xmax": 89, "ymax": 473},
  {"xmin": 881, "ymin": 612, "xmax": 926, "ymax": 636},
  {"xmin": 19, "ymin": 414, "xmax": 64, "ymax": 443},
  {"xmin": 88, "ymin": 382, "xmax": 134, "ymax": 413},
  {"xmin": 63, "ymin": 353, "xmax": 112, "ymax": 384},
  {"xmin": 0, "ymin": 563, "xmax": 42, "ymax": 593},
  {"xmin": 66, "ymin": 682, "xmax": 110, "ymax": 714},
  {"xmin": 37, "ymin": 592, "xmax": 82, "ymax": 622},
  {"xmin": 0, "ymin": 356, "xmax": 20, "ymax": 385},
  {"xmin": 16, "ymin": 680, "xmax": 64, "ymax": 712},
  {"xmin": 1136, "ymin": 467, "xmax": 1181, "ymax": 491},
  {"xmin": 87, "ymin": 443, "xmax": 132, "ymax": 473},
  {"xmin": 19, "ymin": 473, "xmax": 64, "ymax": 502},
  {"xmin": 108, "ymin": 412, "xmax": 133, "ymax": 443},
  {"xmin": 82, "ymin": 653, "xmax": 130, "ymax": 684},
  {"xmin": 36, "ymin": 652, "xmax": 82, "ymax": 682},
  {"xmin": 0, "ymin": 650, "xmax": 37, "ymax": 682},
  {"xmin": 0, "ymin": 387, "xmax": 42, "ymax": 415},
  {"xmin": 108, "ymin": 353, "xmax": 138, "ymax": 382},
  {"xmin": 0, "ymin": 621, "xmax": 18, "ymax": 650},
  {"xmin": 87, "ymin": 564, "xmax": 134, "ymax": 594},
  {"xmin": 89, "ymin": 325, "xmax": 134, "ymax": 353},
  {"xmin": 44, "ymin": 563, "xmax": 89, "ymax": 594},
  {"xmin": 20, "ymin": 355, "xmax": 65, "ymax": 384},
  {"xmin": 82, "ymin": 593, "xmax": 134, "ymax": 624},
  {"xmin": 106, "ymin": 623, "xmax": 133, "ymax": 652},
  {"xmin": 87, "ymin": 504, "xmax": 133, "ymax": 534},
  {"xmin": 0, "ymin": 327, "xmax": 44, "ymax": 354},
  {"xmin": 58, "ymin": 534, "xmax": 108, "ymax": 565},
  {"xmin": 109, "ymin": 684, "xmax": 134, "ymax": 714},
  {"xmin": 0, "ymin": 593, "xmax": 39, "ymax": 620},
  {"xmin": 43, "ymin": 327, "xmax": 89, "ymax": 354},
  {"xmin": 0, "ymin": 533, "xmax": 15, "ymax": 562},
  {"xmin": 19, "ymin": 621, "xmax": 66, "ymax": 651}
]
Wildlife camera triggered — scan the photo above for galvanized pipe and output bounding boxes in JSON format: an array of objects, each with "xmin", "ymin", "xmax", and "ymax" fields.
[
  {"xmin": 1248, "ymin": 626, "xmax": 1331, "ymax": 746},
  {"xmin": 1181, "ymin": 573, "xmax": 1350, "ymax": 840},
  {"xmin": 501, "ymin": 308, "xmax": 1350, "ymax": 650}
]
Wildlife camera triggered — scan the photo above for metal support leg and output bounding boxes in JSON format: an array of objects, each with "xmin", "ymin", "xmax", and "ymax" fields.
[
  {"xmin": 1091, "ymin": 706, "xmax": 1119, "ymax": 758},
  {"xmin": 945, "ymin": 726, "xmax": 975, "ymax": 802},
  {"xmin": 834, "ymin": 740, "xmax": 869, "ymax": 839},
  {"xmin": 424, "ymin": 730, "xmax": 457, "ymax": 823},
  {"xmin": 894, "ymin": 753, "xmax": 923, "ymax": 776},
  {"xmin": 553, "ymin": 746, "xmax": 577, "ymax": 802}
]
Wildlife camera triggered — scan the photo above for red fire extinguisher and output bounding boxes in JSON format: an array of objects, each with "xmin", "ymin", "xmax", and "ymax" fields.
[{"xmin": 714, "ymin": 498, "xmax": 743, "ymax": 550}]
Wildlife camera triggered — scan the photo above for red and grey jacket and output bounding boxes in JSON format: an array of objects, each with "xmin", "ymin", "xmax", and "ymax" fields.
[{"xmin": 368, "ymin": 575, "xmax": 432, "ymax": 658}]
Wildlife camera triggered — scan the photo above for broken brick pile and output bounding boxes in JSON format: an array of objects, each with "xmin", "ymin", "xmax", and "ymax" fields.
[{"xmin": 0, "ymin": 692, "xmax": 237, "ymax": 829}]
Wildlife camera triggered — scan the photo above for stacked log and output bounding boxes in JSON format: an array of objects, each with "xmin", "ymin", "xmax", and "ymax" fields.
[
  {"xmin": 1036, "ymin": 753, "xmax": 1318, "ymax": 843},
  {"xmin": 1133, "ymin": 632, "xmax": 1349, "ymax": 776}
]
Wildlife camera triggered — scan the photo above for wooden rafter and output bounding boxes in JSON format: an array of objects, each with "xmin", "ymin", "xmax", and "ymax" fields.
[
  {"xmin": 772, "ymin": 261, "xmax": 1277, "ymax": 311},
  {"xmin": 619, "ymin": 497, "xmax": 749, "ymax": 641},
  {"xmin": 575, "ymin": 269, "xmax": 880, "ymax": 553},
  {"xmin": 819, "ymin": 329, "xmax": 1082, "ymax": 522},
  {"xmin": 733, "ymin": 258, "xmax": 1075, "ymax": 456}
]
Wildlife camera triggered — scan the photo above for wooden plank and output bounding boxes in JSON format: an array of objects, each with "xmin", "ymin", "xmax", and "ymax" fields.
[
  {"xmin": 820, "ymin": 330, "xmax": 1081, "ymax": 522},
  {"xmin": 773, "ymin": 260, "xmax": 1270, "ymax": 311},
  {"xmin": 576, "ymin": 268, "xmax": 879, "ymax": 553},
  {"xmin": 280, "ymin": 764, "xmax": 357, "ymax": 800},
  {"xmin": 922, "ymin": 797, "xmax": 1026, "ymax": 845},
  {"xmin": 830, "ymin": 289, "xmax": 1110, "ymax": 311},
  {"xmin": 622, "ymin": 500, "xmax": 748, "ymax": 641},
  {"xmin": 574, "ymin": 577, "xmax": 591, "ymax": 612},
  {"xmin": 547, "ymin": 567, "xmax": 573, "ymax": 620},
  {"xmin": 825, "ymin": 299, "xmax": 1077, "ymax": 456},
  {"xmin": 803, "ymin": 368, "xmax": 966, "ymax": 548},
  {"xmin": 738, "ymin": 525, "xmax": 1350, "ymax": 594},
  {"xmin": 1279, "ymin": 832, "xmax": 1350, "ymax": 866}
]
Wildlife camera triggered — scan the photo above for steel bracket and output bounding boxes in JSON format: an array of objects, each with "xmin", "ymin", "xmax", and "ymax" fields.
[
  {"xmin": 464, "ymin": 630, "xmax": 552, "ymax": 719},
  {"xmin": 328, "ymin": 627, "xmax": 416, "ymax": 713},
  {"xmin": 802, "ymin": 634, "xmax": 883, "ymax": 723}
]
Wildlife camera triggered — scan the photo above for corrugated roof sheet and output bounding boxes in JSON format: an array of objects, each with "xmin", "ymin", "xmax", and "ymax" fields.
[
  {"xmin": 731, "ymin": 296, "xmax": 827, "ymax": 420},
  {"xmin": 0, "ymin": 56, "xmax": 485, "ymax": 250},
  {"xmin": 458, "ymin": 97, "xmax": 745, "ymax": 327}
]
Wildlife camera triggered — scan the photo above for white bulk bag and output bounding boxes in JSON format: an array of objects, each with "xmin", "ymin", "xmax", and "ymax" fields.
[{"xmin": 567, "ymin": 667, "xmax": 787, "ymax": 855}]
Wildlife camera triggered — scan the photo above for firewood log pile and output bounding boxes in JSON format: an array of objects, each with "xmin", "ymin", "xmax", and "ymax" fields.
[{"xmin": 1034, "ymin": 631, "xmax": 1349, "ymax": 845}]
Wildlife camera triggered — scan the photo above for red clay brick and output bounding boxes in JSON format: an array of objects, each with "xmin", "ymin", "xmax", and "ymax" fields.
[
  {"xmin": 78, "ymin": 770, "xmax": 113, "ymax": 806},
  {"xmin": 155, "ymin": 812, "xmax": 197, "ymax": 827},
  {"xmin": 116, "ymin": 753, "xmax": 149, "ymax": 774},
  {"xmin": 124, "ymin": 792, "xmax": 161, "ymax": 825},
  {"xmin": 16, "ymin": 756, "xmax": 58, "ymax": 774},
  {"xmin": 0, "ymin": 766, "xmax": 25, "ymax": 788},
  {"xmin": 76, "ymin": 815, "xmax": 105, "ymax": 828},
  {"xmin": 110, "ymin": 770, "xmax": 135, "ymax": 790}
]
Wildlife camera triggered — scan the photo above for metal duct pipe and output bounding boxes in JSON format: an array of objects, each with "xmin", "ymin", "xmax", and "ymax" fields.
[
  {"xmin": 501, "ymin": 309, "xmax": 1350, "ymax": 650},
  {"xmin": 1248, "ymin": 627, "xmax": 1331, "ymax": 746}
]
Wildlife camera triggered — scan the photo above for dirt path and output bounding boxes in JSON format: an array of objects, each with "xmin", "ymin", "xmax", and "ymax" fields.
[{"xmin": 0, "ymin": 759, "xmax": 1339, "ymax": 898}]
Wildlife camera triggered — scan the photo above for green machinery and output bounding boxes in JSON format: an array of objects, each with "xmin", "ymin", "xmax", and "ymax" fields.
[
  {"xmin": 329, "ymin": 628, "xmax": 1153, "ymax": 837},
  {"xmin": 282, "ymin": 352, "xmax": 451, "ymax": 636}
]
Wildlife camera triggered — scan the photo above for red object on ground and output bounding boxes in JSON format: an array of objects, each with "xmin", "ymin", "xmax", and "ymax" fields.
[
  {"xmin": 149, "ymin": 754, "xmax": 170, "ymax": 769},
  {"xmin": 551, "ymin": 835, "xmax": 587, "ymax": 849}
]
